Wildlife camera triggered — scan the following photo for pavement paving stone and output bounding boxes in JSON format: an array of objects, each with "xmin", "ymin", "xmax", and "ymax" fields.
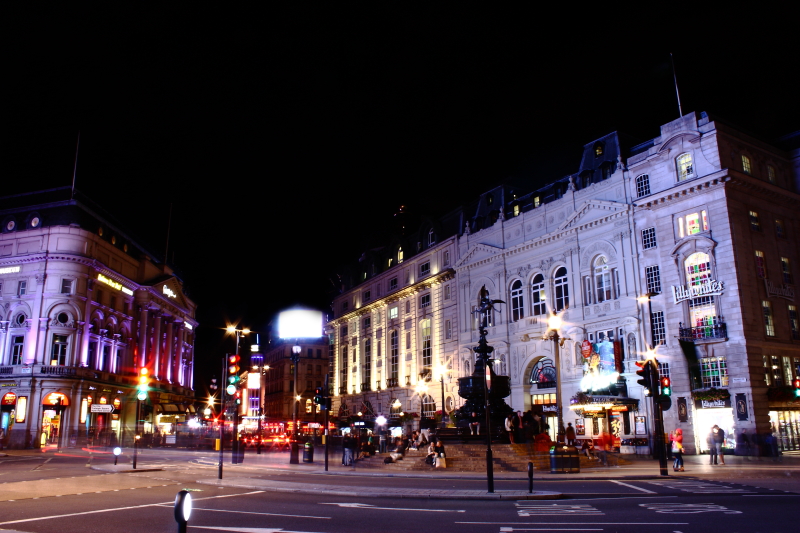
[{"xmin": 0, "ymin": 473, "xmax": 180, "ymax": 502}]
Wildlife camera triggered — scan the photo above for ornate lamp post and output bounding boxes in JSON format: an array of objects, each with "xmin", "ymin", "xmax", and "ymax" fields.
[
  {"xmin": 415, "ymin": 381, "xmax": 428, "ymax": 433},
  {"xmin": 544, "ymin": 312, "xmax": 566, "ymax": 443},
  {"xmin": 435, "ymin": 363, "xmax": 450, "ymax": 429}
]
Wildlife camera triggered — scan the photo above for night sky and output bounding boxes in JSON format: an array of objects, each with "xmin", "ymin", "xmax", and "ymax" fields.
[{"xmin": 4, "ymin": 6, "xmax": 797, "ymax": 389}]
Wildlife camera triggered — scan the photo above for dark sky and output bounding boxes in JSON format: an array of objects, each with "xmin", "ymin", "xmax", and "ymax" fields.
[{"xmin": 4, "ymin": 6, "xmax": 797, "ymax": 387}]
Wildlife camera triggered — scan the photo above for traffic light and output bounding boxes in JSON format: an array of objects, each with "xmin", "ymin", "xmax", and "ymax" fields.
[
  {"xmin": 313, "ymin": 387, "xmax": 323, "ymax": 406},
  {"xmin": 635, "ymin": 360, "xmax": 654, "ymax": 396},
  {"xmin": 234, "ymin": 389, "xmax": 241, "ymax": 405},
  {"xmin": 660, "ymin": 376, "xmax": 671, "ymax": 396},
  {"xmin": 794, "ymin": 378, "xmax": 800, "ymax": 398},
  {"xmin": 136, "ymin": 367, "xmax": 149, "ymax": 400}
]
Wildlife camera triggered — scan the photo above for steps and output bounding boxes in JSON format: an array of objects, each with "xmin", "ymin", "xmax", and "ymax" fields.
[{"xmin": 350, "ymin": 443, "xmax": 618, "ymax": 472}]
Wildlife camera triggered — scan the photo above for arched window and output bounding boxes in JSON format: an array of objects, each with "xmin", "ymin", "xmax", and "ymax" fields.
[
  {"xmin": 676, "ymin": 153, "xmax": 694, "ymax": 181},
  {"xmin": 553, "ymin": 267, "xmax": 570, "ymax": 312},
  {"xmin": 684, "ymin": 252, "xmax": 717, "ymax": 333},
  {"xmin": 594, "ymin": 256, "xmax": 612, "ymax": 302},
  {"xmin": 510, "ymin": 280, "xmax": 524, "ymax": 321},
  {"xmin": 531, "ymin": 274, "xmax": 547, "ymax": 316},
  {"xmin": 421, "ymin": 319, "xmax": 432, "ymax": 370},
  {"xmin": 421, "ymin": 394, "xmax": 436, "ymax": 418}
]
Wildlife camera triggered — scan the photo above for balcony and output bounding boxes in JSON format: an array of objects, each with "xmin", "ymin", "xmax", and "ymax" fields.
[
  {"xmin": 360, "ymin": 382, "xmax": 371, "ymax": 392},
  {"xmin": 678, "ymin": 320, "xmax": 727, "ymax": 342},
  {"xmin": 338, "ymin": 386, "xmax": 348, "ymax": 395},
  {"xmin": 386, "ymin": 377, "xmax": 398, "ymax": 388}
]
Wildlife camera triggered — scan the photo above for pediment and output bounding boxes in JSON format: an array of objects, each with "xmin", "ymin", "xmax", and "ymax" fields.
[
  {"xmin": 455, "ymin": 243, "xmax": 503, "ymax": 269},
  {"xmin": 152, "ymin": 277, "xmax": 188, "ymax": 308},
  {"xmin": 557, "ymin": 200, "xmax": 629, "ymax": 232}
]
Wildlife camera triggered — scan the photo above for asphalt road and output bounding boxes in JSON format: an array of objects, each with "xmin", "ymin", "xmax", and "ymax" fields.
[{"xmin": 0, "ymin": 448, "xmax": 797, "ymax": 533}]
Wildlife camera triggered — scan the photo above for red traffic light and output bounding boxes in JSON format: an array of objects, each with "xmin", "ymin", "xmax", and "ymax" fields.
[
  {"xmin": 228, "ymin": 354, "xmax": 241, "ymax": 374},
  {"xmin": 661, "ymin": 377, "xmax": 670, "ymax": 387}
]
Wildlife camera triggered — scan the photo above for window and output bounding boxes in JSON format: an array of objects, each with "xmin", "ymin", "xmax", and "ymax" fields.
[
  {"xmin": 642, "ymin": 227, "xmax": 657, "ymax": 249},
  {"xmin": 428, "ymin": 229, "xmax": 436, "ymax": 247},
  {"xmin": 510, "ymin": 280, "xmax": 524, "ymax": 321},
  {"xmin": 657, "ymin": 361, "xmax": 670, "ymax": 379},
  {"xmin": 594, "ymin": 257, "xmax": 612, "ymax": 302},
  {"xmin": 677, "ymin": 210, "xmax": 709, "ymax": 238},
  {"xmin": 781, "ymin": 257, "xmax": 793, "ymax": 284},
  {"xmin": 584, "ymin": 276, "xmax": 593, "ymax": 305},
  {"xmin": 755, "ymin": 251, "xmax": 766, "ymax": 278},
  {"xmin": 636, "ymin": 174, "xmax": 651, "ymax": 198},
  {"xmin": 389, "ymin": 306, "xmax": 398, "ymax": 319},
  {"xmin": 513, "ymin": 204, "xmax": 520, "ymax": 217},
  {"xmin": 420, "ymin": 262, "xmax": 430, "ymax": 276},
  {"xmin": 405, "ymin": 300, "xmax": 410, "ymax": 313},
  {"xmin": 363, "ymin": 290, "xmax": 371, "ymax": 302},
  {"xmin": 763, "ymin": 300, "xmax": 775, "ymax": 336},
  {"xmin": 601, "ymin": 163, "xmax": 613, "ymax": 180},
  {"xmin": 341, "ymin": 301, "xmax": 348, "ymax": 312},
  {"xmin": 775, "ymin": 219, "xmax": 785, "ymax": 238},
  {"xmin": 445, "ymin": 319, "xmax": 452, "ymax": 339},
  {"xmin": 749, "ymin": 210, "xmax": 761, "ymax": 231},
  {"xmin": 406, "ymin": 331, "xmax": 411, "ymax": 349},
  {"xmin": 364, "ymin": 339, "xmax": 372, "ymax": 387},
  {"xmin": 676, "ymin": 153, "xmax": 693, "ymax": 181},
  {"xmin": 18, "ymin": 281, "xmax": 27, "ymax": 296},
  {"xmin": 389, "ymin": 277, "xmax": 397, "ymax": 291},
  {"xmin": 686, "ymin": 252, "xmax": 717, "ymax": 329},
  {"xmin": 651, "ymin": 311, "xmax": 666, "ymax": 347},
  {"xmin": 340, "ymin": 325, "xmax": 348, "ymax": 337},
  {"xmin": 789, "ymin": 305, "xmax": 799, "ymax": 340},
  {"xmin": 11, "ymin": 335, "xmax": 24, "ymax": 365},
  {"xmin": 767, "ymin": 165, "xmax": 776, "ymax": 183},
  {"xmin": 50, "ymin": 335, "xmax": 68, "ymax": 366},
  {"xmin": 443, "ymin": 251, "xmax": 450, "ymax": 266},
  {"xmin": 420, "ymin": 294, "xmax": 431, "ymax": 308},
  {"xmin": 533, "ymin": 196, "xmax": 541, "ymax": 208},
  {"xmin": 397, "ymin": 247, "xmax": 404, "ymax": 264},
  {"xmin": 531, "ymin": 274, "xmax": 547, "ymax": 316},
  {"xmin": 390, "ymin": 330, "xmax": 399, "ymax": 383},
  {"xmin": 554, "ymin": 267, "xmax": 570, "ymax": 312},
  {"xmin": 363, "ymin": 317, "xmax": 371, "ymax": 329},
  {"xmin": 700, "ymin": 356, "xmax": 728, "ymax": 388},
  {"xmin": 444, "ymin": 284, "xmax": 451, "ymax": 300},
  {"xmin": 60, "ymin": 279, "xmax": 73, "ymax": 294},
  {"xmin": 421, "ymin": 319, "xmax": 432, "ymax": 370},
  {"xmin": 594, "ymin": 142, "xmax": 604, "ymax": 157},
  {"xmin": 340, "ymin": 347, "xmax": 348, "ymax": 389},
  {"xmin": 646, "ymin": 265, "xmax": 662, "ymax": 294},
  {"xmin": 741, "ymin": 155, "xmax": 752, "ymax": 175}
]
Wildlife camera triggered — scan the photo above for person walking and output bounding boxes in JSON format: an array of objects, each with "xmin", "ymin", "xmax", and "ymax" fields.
[
  {"xmin": 565, "ymin": 423, "xmax": 576, "ymax": 446},
  {"xmin": 707, "ymin": 428, "xmax": 718, "ymax": 465},
  {"xmin": 737, "ymin": 429, "xmax": 752, "ymax": 459},
  {"xmin": 670, "ymin": 429, "xmax": 684, "ymax": 471},
  {"xmin": 342, "ymin": 433, "xmax": 356, "ymax": 466},
  {"xmin": 712, "ymin": 424, "xmax": 725, "ymax": 464},
  {"xmin": 505, "ymin": 414, "xmax": 516, "ymax": 443}
]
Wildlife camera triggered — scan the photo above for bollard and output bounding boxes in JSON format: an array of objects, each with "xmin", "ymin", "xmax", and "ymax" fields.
[
  {"xmin": 528, "ymin": 461, "xmax": 534, "ymax": 493},
  {"xmin": 174, "ymin": 490, "xmax": 192, "ymax": 533},
  {"xmin": 113, "ymin": 447, "xmax": 122, "ymax": 466}
]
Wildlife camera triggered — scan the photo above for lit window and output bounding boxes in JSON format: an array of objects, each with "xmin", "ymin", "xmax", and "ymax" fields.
[
  {"xmin": 767, "ymin": 165, "xmax": 776, "ymax": 183},
  {"xmin": 510, "ymin": 280, "xmax": 524, "ymax": 321},
  {"xmin": 11, "ymin": 335, "xmax": 24, "ymax": 365},
  {"xmin": 513, "ymin": 204, "xmax": 520, "ymax": 217},
  {"xmin": 677, "ymin": 210, "xmax": 709, "ymax": 238},
  {"xmin": 763, "ymin": 300, "xmax": 775, "ymax": 337},
  {"xmin": 18, "ymin": 281, "xmax": 27, "ymax": 296},
  {"xmin": 741, "ymin": 155, "xmax": 752, "ymax": 175},
  {"xmin": 642, "ymin": 227, "xmax": 657, "ymax": 249},
  {"xmin": 676, "ymin": 153, "xmax": 694, "ymax": 181},
  {"xmin": 789, "ymin": 305, "xmax": 799, "ymax": 340},
  {"xmin": 594, "ymin": 257, "xmax": 612, "ymax": 303},
  {"xmin": 685, "ymin": 252, "xmax": 717, "ymax": 330},
  {"xmin": 533, "ymin": 196, "xmax": 540, "ymax": 208},
  {"xmin": 428, "ymin": 229, "xmax": 436, "ymax": 247},
  {"xmin": 749, "ymin": 211, "xmax": 761, "ymax": 231},
  {"xmin": 397, "ymin": 247, "xmax": 404, "ymax": 264},
  {"xmin": 531, "ymin": 274, "xmax": 547, "ymax": 316},
  {"xmin": 421, "ymin": 319, "xmax": 432, "ymax": 370},
  {"xmin": 420, "ymin": 262, "xmax": 430, "ymax": 276},
  {"xmin": 389, "ymin": 307, "xmax": 398, "ymax": 319},
  {"xmin": 700, "ymin": 356, "xmax": 728, "ymax": 388},
  {"xmin": 594, "ymin": 142, "xmax": 604, "ymax": 156},
  {"xmin": 636, "ymin": 174, "xmax": 651, "ymax": 198},
  {"xmin": 755, "ymin": 251, "xmax": 766, "ymax": 279},
  {"xmin": 554, "ymin": 267, "xmax": 570, "ymax": 312},
  {"xmin": 781, "ymin": 257, "xmax": 793, "ymax": 284},
  {"xmin": 646, "ymin": 265, "xmax": 662, "ymax": 294},
  {"xmin": 50, "ymin": 334, "xmax": 69, "ymax": 366}
]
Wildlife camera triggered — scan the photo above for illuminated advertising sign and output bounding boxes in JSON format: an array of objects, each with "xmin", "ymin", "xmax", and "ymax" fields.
[
  {"xmin": 97, "ymin": 274, "xmax": 133, "ymax": 295},
  {"xmin": 0, "ymin": 266, "xmax": 21, "ymax": 275},
  {"xmin": 580, "ymin": 336, "xmax": 620, "ymax": 393}
]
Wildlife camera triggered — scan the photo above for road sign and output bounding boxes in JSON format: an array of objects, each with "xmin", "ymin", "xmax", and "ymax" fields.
[{"xmin": 90, "ymin": 404, "xmax": 114, "ymax": 413}]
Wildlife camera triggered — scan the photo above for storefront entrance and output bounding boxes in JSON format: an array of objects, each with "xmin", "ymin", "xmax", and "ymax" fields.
[
  {"xmin": 768, "ymin": 410, "xmax": 800, "ymax": 451},
  {"xmin": 41, "ymin": 392, "xmax": 70, "ymax": 447},
  {"xmin": 694, "ymin": 404, "xmax": 734, "ymax": 452}
]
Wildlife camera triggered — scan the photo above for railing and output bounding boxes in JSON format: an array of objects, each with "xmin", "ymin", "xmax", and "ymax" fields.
[
  {"xmin": 678, "ymin": 321, "xmax": 727, "ymax": 341},
  {"xmin": 338, "ymin": 386, "xmax": 348, "ymax": 395},
  {"xmin": 40, "ymin": 365, "xmax": 77, "ymax": 376},
  {"xmin": 375, "ymin": 380, "xmax": 382, "ymax": 391},
  {"xmin": 386, "ymin": 377, "xmax": 398, "ymax": 388},
  {"xmin": 0, "ymin": 367, "xmax": 13, "ymax": 374},
  {"xmin": 360, "ymin": 382, "xmax": 371, "ymax": 392}
]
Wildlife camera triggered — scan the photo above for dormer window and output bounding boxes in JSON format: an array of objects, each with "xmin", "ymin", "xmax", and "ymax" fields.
[
  {"xmin": 741, "ymin": 155, "xmax": 752, "ymax": 175},
  {"xmin": 428, "ymin": 228, "xmax": 436, "ymax": 246},
  {"xmin": 397, "ymin": 247, "xmax": 404, "ymax": 264},
  {"xmin": 594, "ymin": 142, "xmax": 604, "ymax": 157},
  {"xmin": 533, "ymin": 196, "xmax": 540, "ymax": 208}
]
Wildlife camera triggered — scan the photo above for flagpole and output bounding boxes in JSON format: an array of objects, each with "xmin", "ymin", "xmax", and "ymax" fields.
[
  {"xmin": 670, "ymin": 53, "xmax": 683, "ymax": 117},
  {"xmin": 71, "ymin": 132, "xmax": 80, "ymax": 199}
]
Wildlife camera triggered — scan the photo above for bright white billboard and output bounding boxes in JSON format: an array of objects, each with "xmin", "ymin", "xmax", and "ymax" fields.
[{"xmin": 278, "ymin": 309, "xmax": 323, "ymax": 339}]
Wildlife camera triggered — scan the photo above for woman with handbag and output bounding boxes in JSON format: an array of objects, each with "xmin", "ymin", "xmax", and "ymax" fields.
[
  {"xmin": 434, "ymin": 439, "xmax": 446, "ymax": 468},
  {"xmin": 670, "ymin": 428, "xmax": 684, "ymax": 471}
]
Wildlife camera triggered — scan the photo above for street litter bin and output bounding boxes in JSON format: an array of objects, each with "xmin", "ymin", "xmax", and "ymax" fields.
[
  {"xmin": 550, "ymin": 444, "xmax": 580, "ymax": 473},
  {"xmin": 303, "ymin": 440, "xmax": 314, "ymax": 463}
]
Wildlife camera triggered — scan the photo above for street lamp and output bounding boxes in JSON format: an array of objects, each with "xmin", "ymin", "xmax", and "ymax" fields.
[
  {"xmin": 255, "ymin": 364, "xmax": 269, "ymax": 455},
  {"xmin": 434, "ymin": 363, "xmax": 450, "ymax": 429},
  {"xmin": 415, "ymin": 381, "xmax": 428, "ymax": 433},
  {"xmin": 544, "ymin": 312, "xmax": 566, "ymax": 443},
  {"xmin": 290, "ymin": 344, "xmax": 302, "ymax": 464}
]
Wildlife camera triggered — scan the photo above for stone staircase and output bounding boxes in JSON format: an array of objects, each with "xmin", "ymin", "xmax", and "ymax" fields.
[{"xmin": 351, "ymin": 442, "xmax": 615, "ymax": 473}]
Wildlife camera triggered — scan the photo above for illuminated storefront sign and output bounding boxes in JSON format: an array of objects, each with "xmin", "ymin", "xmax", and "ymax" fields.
[
  {"xmin": 42, "ymin": 392, "xmax": 70, "ymax": 406},
  {"xmin": 15, "ymin": 396, "xmax": 27, "ymax": 422},
  {"xmin": 672, "ymin": 279, "xmax": 724, "ymax": 304},
  {"xmin": 1, "ymin": 392, "xmax": 17, "ymax": 405},
  {"xmin": 163, "ymin": 285, "xmax": 176, "ymax": 298},
  {"xmin": 97, "ymin": 274, "xmax": 133, "ymax": 295},
  {"xmin": 0, "ymin": 266, "xmax": 21, "ymax": 274}
]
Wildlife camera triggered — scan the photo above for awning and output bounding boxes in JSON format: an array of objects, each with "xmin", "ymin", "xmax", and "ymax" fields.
[{"xmin": 156, "ymin": 403, "xmax": 181, "ymax": 413}]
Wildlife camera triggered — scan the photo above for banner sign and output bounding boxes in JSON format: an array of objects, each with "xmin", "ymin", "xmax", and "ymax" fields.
[
  {"xmin": 672, "ymin": 279, "xmax": 724, "ymax": 304},
  {"xmin": 735, "ymin": 393, "xmax": 749, "ymax": 421},
  {"xmin": 694, "ymin": 397, "xmax": 731, "ymax": 409},
  {"xmin": 677, "ymin": 397, "xmax": 688, "ymax": 422}
]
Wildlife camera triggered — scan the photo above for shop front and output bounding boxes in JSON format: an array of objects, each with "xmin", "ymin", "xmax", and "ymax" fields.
[
  {"xmin": 41, "ymin": 392, "xmax": 70, "ymax": 447},
  {"xmin": 693, "ymin": 396, "xmax": 735, "ymax": 452},
  {"xmin": 1, "ymin": 391, "xmax": 20, "ymax": 446},
  {"xmin": 768, "ymin": 409, "xmax": 800, "ymax": 452},
  {"xmin": 568, "ymin": 396, "xmax": 640, "ymax": 452}
]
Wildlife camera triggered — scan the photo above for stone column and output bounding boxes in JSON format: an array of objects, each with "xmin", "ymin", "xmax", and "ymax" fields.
[
  {"xmin": 137, "ymin": 306, "xmax": 149, "ymax": 368},
  {"xmin": 173, "ymin": 323, "xmax": 185, "ymax": 385},
  {"xmin": 164, "ymin": 319, "xmax": 174, "ymax": 382},
  {"xmin": 152, "ymin": 313, "xmax": 162, "ymax": 379}
]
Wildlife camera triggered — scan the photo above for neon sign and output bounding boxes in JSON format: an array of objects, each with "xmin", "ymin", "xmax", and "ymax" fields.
[
  {"xmin": 163, "ymin": 285, "xmax": 176, "ymax": 298},
  {"xmin": 0, "ymin": 266, "xmax": 21, "ymax": 274},
  {"xmin": 97, "ymin": 274, "xmax": 133, "ymax": 295}
]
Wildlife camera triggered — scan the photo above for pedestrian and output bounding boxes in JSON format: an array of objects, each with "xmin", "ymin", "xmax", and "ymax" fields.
[
  {"xmin": 505, "ymin": 414, "xmax": 516, "ymax": 443},
  {"xmin": 515, "ymin": 411, "xmax": 524, "ymax": 443},
  {"xmin": 469, "ymin": 412, "xmax": 480, "ymax": 435},
  {"xmin": 581, "ymin": 439, "xmax": 597, "ymax": 460},
  {"xmin": 737, "ymin": 429, "xmax": 752, "ymax": 459},
  {"xmin": 342, "ymin": 433, "xmax": 356, "ymax": 466},
  {"xmin": 707, "ymin": 428, "xmax": 718, "ymax": 465},
  {"xmin": 0, "ymin": 427, "xmax": 5, "ymax": 450},
  {"xmin": 670, "ymin": 429, "xmax": 684, "ymax": 471},
  {"xmin": 599, "ymin": 431, "xmax": 615, "ymax": 466},
  {"xmin": 434, "ymin": 438, "xmax": 446, "ymax": 468},
  {"xmin": 522, "ymin": 410, "xmax": 535, "ymax": 442},
  {"xmin": 565, "ymin": 423, "xmax": 576, "ymax": 446},
  {"xmin": 425, "ymin": 440, "xmax": 437, "ymax": 467},
  {"xmin": 712, "ymin": 424, "xmax": 725, "ymax": 464}
]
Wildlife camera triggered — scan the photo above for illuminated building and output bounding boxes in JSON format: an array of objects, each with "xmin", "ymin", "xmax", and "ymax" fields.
[{"xmin": 0, "ymin": 188, "xmax": 198, "ymax": 449}]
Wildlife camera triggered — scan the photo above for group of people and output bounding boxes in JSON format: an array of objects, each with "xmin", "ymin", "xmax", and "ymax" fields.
[
  {"xmin": 424, "ymin": 438, "xmax": 446, "ymax": 468},
  {"xmin": 477, "ymin": 410, "xmax": 545, "ymax": 443}
]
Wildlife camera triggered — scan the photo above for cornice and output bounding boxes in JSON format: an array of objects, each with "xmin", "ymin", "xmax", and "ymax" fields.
[{"xmin": 633, "ymin": 170, "xmax": 729, "ymax": 210}]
